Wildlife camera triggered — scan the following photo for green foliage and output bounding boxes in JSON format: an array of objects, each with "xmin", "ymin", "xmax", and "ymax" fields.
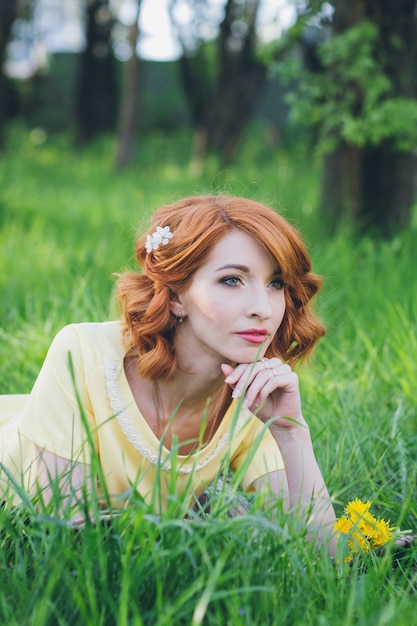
[
  {"xmin": 278, "ymin": 20, "xmax": 417, "ymax": 154},
  {"xmin": 0, "ymin": 127, "xmax": 416, "ymax": 624}
]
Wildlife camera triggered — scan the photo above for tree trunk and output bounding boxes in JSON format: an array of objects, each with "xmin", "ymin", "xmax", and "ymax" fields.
[
  {"xmin": 361, "ymin": 145, "xmax": 417, "ymax": 236},
  {"xmin": 0, "ymin": 0, "xmax": 18, "ymax": 150},
  {"xmin": 75, "ymin": 0, "xmax": 118, "ymax": 144},
  {"xmin": 204, "ymin": 0, "xmax": 267, "ymax": 164},
  {"xmin": 321, "ymin": 143, "xmax": 363, "ymax": 231},
  {"xmin": 320, "ymin": 0, "xmax": 417, "ymax": 237},
  {"xmin": 171, "ymin": 0, "xmax": 267, "ymax": 167},
  {"xmin": 115, "ymin": 1, "xmax": 142, "ymax": 170},
  {"xmin": 321, "ymin": 141, "xmax": 417, "ymax": 236},
  {"xmin": 204, "ymin": 62, "xmax": 267, "ymax": 163}
]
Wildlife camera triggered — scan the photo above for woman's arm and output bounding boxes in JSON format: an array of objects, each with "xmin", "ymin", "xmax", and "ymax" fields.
[
  {"xmin": 266, "ymin": 425, "xmax": 336, "ymax": 550},
  {"xmin": 36, "ymin": 447, "xmax": 91, "ymax": 525},
  {"xmin": 222, "ymin": 359, "xmax": 336, "ymax": 553},
  {"xmin": 251, "ymin": 431, "xmax": 336, "ymax": 551}
]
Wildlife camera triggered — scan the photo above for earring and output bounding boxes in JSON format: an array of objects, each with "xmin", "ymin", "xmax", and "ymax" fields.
[{"xmin": 177, "ymin": 313, "xmax": 184, "ymax": 323}]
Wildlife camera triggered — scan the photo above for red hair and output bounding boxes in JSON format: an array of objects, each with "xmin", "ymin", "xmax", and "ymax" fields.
[{"xmin": 116, "ymin": 196, "xmax": 325, "ymax": 379}]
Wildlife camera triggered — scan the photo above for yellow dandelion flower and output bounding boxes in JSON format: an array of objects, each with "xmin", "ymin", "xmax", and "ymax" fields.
[
  {"xmin": 345, "ymin": 498, "xmax": 371, "ymax": 523},
  {"xmin": 369, "ymin": 517, "xmax": 394, "ymax": 548},
  {"xmin": 349, "ymin": 530, "xmax": 370, "ymax": 553},
  {"xmin": 334, "ymin": 516, "xmax": 353, "ymax": 536},
  {"xmin": 336, "ymin": 498, "xmax": 397, "ymax": 559},
  {"xmin": 357, "ymin": 511, "xmax": 378, "ymax": 537}
]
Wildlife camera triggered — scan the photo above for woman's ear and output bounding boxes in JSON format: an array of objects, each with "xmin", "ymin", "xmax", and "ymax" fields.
[{"xmin": 169, "ymin": 292, "xmax": 185, "ymax": 318}]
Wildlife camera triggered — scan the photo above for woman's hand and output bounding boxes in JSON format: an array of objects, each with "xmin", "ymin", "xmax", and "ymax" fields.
[
  {"xmin": 222, "ymin": 360, "xmax": 337, "ymax": 553},
  {"xmin": 221, "ymin": 358, "xmax": 305, "ymax": 428}
]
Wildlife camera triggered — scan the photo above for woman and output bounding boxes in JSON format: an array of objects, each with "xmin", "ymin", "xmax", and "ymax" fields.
[{"xmin": 0, "ymin": 195, "xmax": 335, "ymax": 547}]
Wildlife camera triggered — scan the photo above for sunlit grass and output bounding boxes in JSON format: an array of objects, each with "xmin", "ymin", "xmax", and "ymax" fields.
[{"xmin": 0, "ymin": 124, "xmax": 416, "ymax": 624}]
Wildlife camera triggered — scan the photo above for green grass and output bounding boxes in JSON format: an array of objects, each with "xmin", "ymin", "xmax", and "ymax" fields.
[{"xmin": 0, "ymin": 124, "xmax": 416, "ymax": 625}]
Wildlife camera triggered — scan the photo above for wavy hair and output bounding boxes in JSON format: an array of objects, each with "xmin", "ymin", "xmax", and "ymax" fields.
[{"xmin": 116, "ymin": 195, "xmax": 325, "ymax": 379}]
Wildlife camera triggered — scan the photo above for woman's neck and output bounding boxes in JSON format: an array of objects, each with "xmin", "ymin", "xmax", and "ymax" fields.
[
  {"xmin": 124, "ymin": 351, "xmax": 232, "ymax": 453},
  {"xmin": 170, "ymin": 331, "xmax": 234, "ymax": 409},
  {"xmin": 157, "ymin": 367, "xmax": 225, "ymax": 417}
]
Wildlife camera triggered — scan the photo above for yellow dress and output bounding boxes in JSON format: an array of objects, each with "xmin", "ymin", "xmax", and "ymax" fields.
[{"xmin": 0, "ymin": 322, "xmax": 284, "ymax": 510}]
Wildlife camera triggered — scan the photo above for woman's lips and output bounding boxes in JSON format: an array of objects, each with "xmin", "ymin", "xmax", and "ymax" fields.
[{"xmin": 236, "ymin": 330, "xmax": 268, "ymax": 344}]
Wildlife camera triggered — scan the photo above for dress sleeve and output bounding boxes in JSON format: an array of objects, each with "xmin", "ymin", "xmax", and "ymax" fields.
[
  {"xmin": 17, "ymin": 325, "xmax": 97, "ymax": 463},
  {"xmin": 231, "ymin": 416, "xmax": 285, "ymax": 491}
]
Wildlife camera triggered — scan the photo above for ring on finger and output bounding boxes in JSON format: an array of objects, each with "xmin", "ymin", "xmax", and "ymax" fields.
[
  {"xmin": 260, "ymin": 359, "xmax": 268, "ymax": 370},
  {"xmin": 271, "ymin": 368, "xmax": 278, "ymax": 376}
]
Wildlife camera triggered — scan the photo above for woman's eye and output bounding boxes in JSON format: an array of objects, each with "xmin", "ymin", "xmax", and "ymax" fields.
[
  {"xmin": 221, "ymin": 276, "xmax": 242, "ymax": 286},
  {"xmin": 270, "ymin": 278, "xmax": 285, "ymax": 290}
]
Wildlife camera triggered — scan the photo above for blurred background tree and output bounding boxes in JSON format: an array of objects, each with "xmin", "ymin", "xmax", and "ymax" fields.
[
  {"xmin": 169, "ymin": 0, "xmax": 269, "ymax": 170},
  {"xmin": 277, "ymin": 0, "xmax": 417, "ymax": 237},
  {"xmin": 115, "ymin": 0, "xmax": 142, "ymax": 169},
  {"xmin": 2, "ymin": 0, "xmax": 417, "ymax": 238},
  {"xmin": 75, "ymin": 0, "xmax": 119, "ymax": 143},
  {"xmin": 0, "ymin": 0, "xmax": 26, "ymax": 149}
]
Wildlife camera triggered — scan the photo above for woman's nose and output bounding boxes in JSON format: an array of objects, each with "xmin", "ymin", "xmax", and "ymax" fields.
[{"xmin": 246, "ymin": 288, "xmax": 272, "ymax": 320}]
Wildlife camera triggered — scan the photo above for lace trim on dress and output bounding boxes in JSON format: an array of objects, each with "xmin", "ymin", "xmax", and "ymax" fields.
[{"xmin": 103, "ymin": 358, "xmax": 247, "ymax": 474}]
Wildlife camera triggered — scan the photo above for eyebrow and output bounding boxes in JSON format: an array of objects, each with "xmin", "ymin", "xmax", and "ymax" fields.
[
  {"xmin": 215, "ymin": 264, "xmax": 282, "ymax": 275},
  {"xmin": 215, "ymin": 264, "xmax": 250, "ymax": 272}
]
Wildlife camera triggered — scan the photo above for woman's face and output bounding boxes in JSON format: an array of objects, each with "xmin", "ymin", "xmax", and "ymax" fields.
[{"xmin": 172, "ymin": 230, "xmax": 286, "ymax": 365}]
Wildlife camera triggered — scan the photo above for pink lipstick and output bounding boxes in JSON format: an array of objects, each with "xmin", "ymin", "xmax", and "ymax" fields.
[{"xmin": 236, "ymin": 329, "xmax": 268, "ymax": 344}]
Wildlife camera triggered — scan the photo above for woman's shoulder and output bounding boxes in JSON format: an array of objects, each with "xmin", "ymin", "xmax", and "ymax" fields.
[
  {"xmin": 49, "ymin": 320, "xmax": 126, "ymax": 361},
  {"xmin": 53, "ymin": 320, "xmax": 122, "ymax": 340}
]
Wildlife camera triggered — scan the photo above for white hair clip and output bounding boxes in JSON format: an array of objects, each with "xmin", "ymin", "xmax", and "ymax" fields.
[{"xmin": 145, "ymin": 225, "xmax": 173, "ymax": 253}]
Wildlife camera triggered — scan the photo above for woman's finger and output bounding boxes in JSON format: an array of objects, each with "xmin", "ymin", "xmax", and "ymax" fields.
[
  {"xmin": 243, "ymin": 370, "xmax": 299, "ymax": 409},
  {"xmin": 226, "ymin": 362, "xmax": 269, "ymax": 398},
  {"xmin": 225, "ymin": 359, "xmax": 288, "ymax": 400}
]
